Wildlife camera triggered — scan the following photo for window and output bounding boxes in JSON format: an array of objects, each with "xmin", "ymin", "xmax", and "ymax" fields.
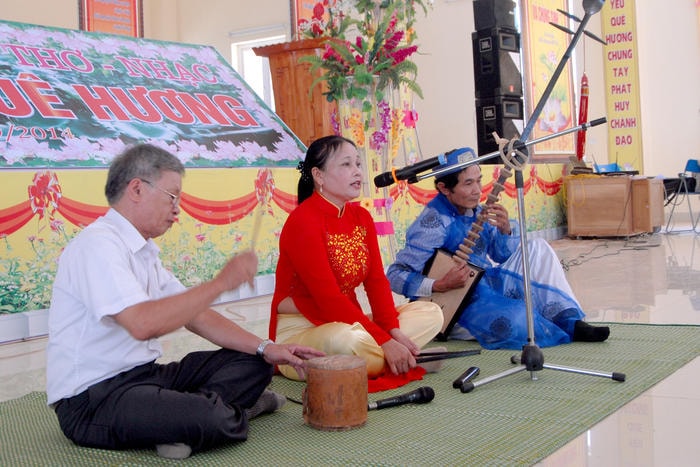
[{"xmin": 230, "ymin": 28, "xmax": 287, "ymax": 111}]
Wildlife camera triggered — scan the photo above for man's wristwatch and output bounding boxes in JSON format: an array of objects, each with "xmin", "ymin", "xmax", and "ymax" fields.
[{"xmin": 256, "ymin": 339, "xmax": 274, "ymax": 358}]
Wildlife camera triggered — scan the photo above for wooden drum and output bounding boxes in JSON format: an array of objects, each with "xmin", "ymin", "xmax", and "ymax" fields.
[{"xmin": 302, "ymin": 354, "xmax": 368, "ymax": 431}]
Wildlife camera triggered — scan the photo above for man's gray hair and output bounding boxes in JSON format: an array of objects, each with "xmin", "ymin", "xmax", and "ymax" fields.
[{"xmin": 105, "ymin": 144, "xmax": 185, "ymax": 205}]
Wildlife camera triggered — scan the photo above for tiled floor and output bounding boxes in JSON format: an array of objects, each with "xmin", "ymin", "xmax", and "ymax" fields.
[
  {"xmin": 1, "ymin": 230, "xmax": 698, "ymax": 466},
  {"xmin": 538, "ymin": 231, "xmax": 700, "ymax": 467}
]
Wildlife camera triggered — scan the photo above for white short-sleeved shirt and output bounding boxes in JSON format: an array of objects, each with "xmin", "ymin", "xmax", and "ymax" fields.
[{"xmin": 46, "ymin": 209, "xmax": 185, "ymax": 405}]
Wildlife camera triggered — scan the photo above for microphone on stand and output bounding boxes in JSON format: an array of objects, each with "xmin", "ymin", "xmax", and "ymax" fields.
[
  {"xmin": 373, "ymin": 154, "xmax": 449, "ymax": 188},
  {"xmin": 367, "ymin": 386, "xmax": 435, "ymax": 410},
  {"xmin": 373, "ymin": 147, "xmax": 477, "ymax": 188},
  {"xmin": 583, "ymin": 0, "xmax": 605, "ymax": 15}
]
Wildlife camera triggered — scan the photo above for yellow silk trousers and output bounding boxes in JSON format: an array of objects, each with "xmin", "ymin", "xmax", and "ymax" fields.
[{"xmin": 276, "ymin": 301, "xmax": 443, "ymax": 380}]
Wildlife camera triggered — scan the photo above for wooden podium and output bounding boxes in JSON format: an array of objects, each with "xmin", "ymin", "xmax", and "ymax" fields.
[
  {"xmin": 253, "ymin": 38, "xmax": 336, "ymax": 147},
  {"xmin": 565, "ymin": 175, "xmax": 664, "ymax": 237}
]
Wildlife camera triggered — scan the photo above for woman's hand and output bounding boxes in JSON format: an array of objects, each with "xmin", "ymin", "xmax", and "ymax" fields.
[{"xmin": 381, "ymin": 329, "xmax": 419, "ymax": 375}]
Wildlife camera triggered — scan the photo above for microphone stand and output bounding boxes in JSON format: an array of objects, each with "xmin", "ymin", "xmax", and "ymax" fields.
[{"xmin": 416, "ymin": 0, "xmax": 626, "ymax": 391}]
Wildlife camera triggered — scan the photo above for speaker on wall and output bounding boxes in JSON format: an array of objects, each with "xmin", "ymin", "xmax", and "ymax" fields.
[
  {"xmin": 473, "ymin": 0, "xmax": 517, "ymax": 31},
  {"xmin": 475, "ymin": 96, "xmax": 524, "ymax": 160},
  {"xmin": 472, "ymin": 28, "xmax": 523, "ymax": 99}
]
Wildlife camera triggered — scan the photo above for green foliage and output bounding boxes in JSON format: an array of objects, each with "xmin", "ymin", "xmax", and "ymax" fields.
[
  {"xmin": 0, "ymin": 234, "xmax": 65, "ymax": 313},
  {"xmin": 298, "ymin": 0, "xmax": 430, "ymax": 107}
]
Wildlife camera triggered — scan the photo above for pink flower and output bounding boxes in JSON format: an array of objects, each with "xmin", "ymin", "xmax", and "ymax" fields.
[
  {"xmin": 322, "ymin": 44, "xmax": 343, "ymax": 62},
  {"xmin": 402, "ymin": 108, "xmax": 418, "ymax": 128},
  {"xmin": 388, "ymin": 11, "xmax": 398, "ymax": 31},
  {"xmin": 49, "ymin": 219, "xmax": 64, "ymax": 232},
  {"xmin": 384, "ymin": 31, "xmax": 404, "ymax": 51},
  {"xmin": 390, "ymin": 45, "xmax": 418, "ymax": 65}
]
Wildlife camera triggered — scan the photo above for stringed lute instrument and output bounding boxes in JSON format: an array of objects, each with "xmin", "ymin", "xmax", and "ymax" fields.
[{"xmin": 419, "ymin": 166, "xmax": 513, "ymax": 341}]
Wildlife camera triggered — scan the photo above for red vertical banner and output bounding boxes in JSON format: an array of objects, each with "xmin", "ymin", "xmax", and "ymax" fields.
[
  {"xmin": 576, "ymin": 73, "xmax": 589, "ymax": 160},
  {"xmin": 80, "ymin": 0, "xmax": 143, "ymax": 37}
]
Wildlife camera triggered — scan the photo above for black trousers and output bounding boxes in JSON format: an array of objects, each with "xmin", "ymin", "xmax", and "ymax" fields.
[{"xmin": 54, "ymin": 348, "xmax": 273, "ymax": 453}]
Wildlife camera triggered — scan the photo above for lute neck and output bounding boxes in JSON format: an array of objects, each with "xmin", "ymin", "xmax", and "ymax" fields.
[{"xmin": 453, "ymin": 166, "xmax": 512, "ymax": 263}]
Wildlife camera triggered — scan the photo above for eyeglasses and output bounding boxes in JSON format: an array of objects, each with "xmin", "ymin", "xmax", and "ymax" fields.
[{"xmin": 139, "ymin": 179, "xmax": 180, "ymax": 206}]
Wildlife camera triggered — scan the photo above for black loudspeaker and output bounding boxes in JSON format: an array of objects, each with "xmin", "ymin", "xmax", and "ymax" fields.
[
  {"xmin": 472, "ymin": 28, "xmax": 522, "ymax": 99},
  {"xmin": 473, "ymin": 0, "xmax": 517, "ymax": 31},
  {"xmin": 475, "ymin": 96, "xmax": 523, "ymax": 160}
]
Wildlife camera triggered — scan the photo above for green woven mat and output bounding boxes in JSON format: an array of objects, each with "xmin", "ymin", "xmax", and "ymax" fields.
[{"xmin": 1, "ymin": 323, "xmax": 698, "ymax": 466}]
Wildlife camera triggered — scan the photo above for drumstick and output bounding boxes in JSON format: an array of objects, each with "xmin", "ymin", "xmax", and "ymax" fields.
[
  {"xmin": 417, "ymin": 349, "xmax": 480, "ymax": 358},
  {"xmin": 249, "ymin": 207, "xmax": 263, "ymax": 251},
  {"xmin": 415, "ymin": 349, "xmax": 481, "ymax": 363}
]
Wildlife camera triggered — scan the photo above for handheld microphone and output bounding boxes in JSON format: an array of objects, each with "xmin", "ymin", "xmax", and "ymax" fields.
[
  {"xmin": 373, "ymin": 154, "xmax": 448, "ymax": 188},
  {"xmin": 367, "ymin": 386, "xmax": 435, "ymax": 410},
  {"xmin": 452, "ymin": 366, "xmax": 480, "ymax": 389}
]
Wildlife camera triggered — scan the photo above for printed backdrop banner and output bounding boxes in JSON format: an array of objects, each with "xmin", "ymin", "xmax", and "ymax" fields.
[
  {"xmin": 0, "ymin": 20, "xmax": 305, "ymax": 168},
  {"xmin": 601, "ymin": 0, "xmax": 643, "ymax": 172},
  {"xmin": 522, "ymin": 0, "xmax": 576, "ymax": 159},
  {"xmin": 0, "ymin": 19, "xmax": 570, "ymax": 326}
]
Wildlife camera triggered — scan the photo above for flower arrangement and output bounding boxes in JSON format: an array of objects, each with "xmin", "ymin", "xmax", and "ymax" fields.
[{"xmin": 298, "ymin": 0, "xmax": 430, "ymax": 112}]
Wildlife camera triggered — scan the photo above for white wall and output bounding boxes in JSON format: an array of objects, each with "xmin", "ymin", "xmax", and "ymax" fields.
[
  {"xmin": 2, "ymin": 0, "xmax": 77, "ymax": 29},
  {"xmin": 634, "ymin": 1, "xmax": 700, "ymax": 177},
  {"xmin": 143, "ymin": 0, "xmax": 291, "ymax": 53},
  {"xmin": 2, "ymin": 0, "xmax": 699, "ymax": 177}
]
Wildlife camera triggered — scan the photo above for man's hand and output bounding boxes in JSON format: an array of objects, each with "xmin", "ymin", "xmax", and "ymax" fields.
[
  {"xmin": 433, "ymin": 262, "xmax": 471, "ymax": 293},
  {"xmin": 261, "ymin": 343, "xmax": 325, "ymax": 380},
  {"xmin": 482, "ymin": 203, "xmax": 511, "ymax": 235},
  {"xmin": 214, "ymin": 250, "xmax": 258, "ymax": 291}
]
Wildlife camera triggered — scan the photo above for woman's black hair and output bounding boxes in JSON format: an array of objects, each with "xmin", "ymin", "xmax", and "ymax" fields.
[{"xmin": 297, "ymin": 135, "xmax": 356, "ymax": 204}]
